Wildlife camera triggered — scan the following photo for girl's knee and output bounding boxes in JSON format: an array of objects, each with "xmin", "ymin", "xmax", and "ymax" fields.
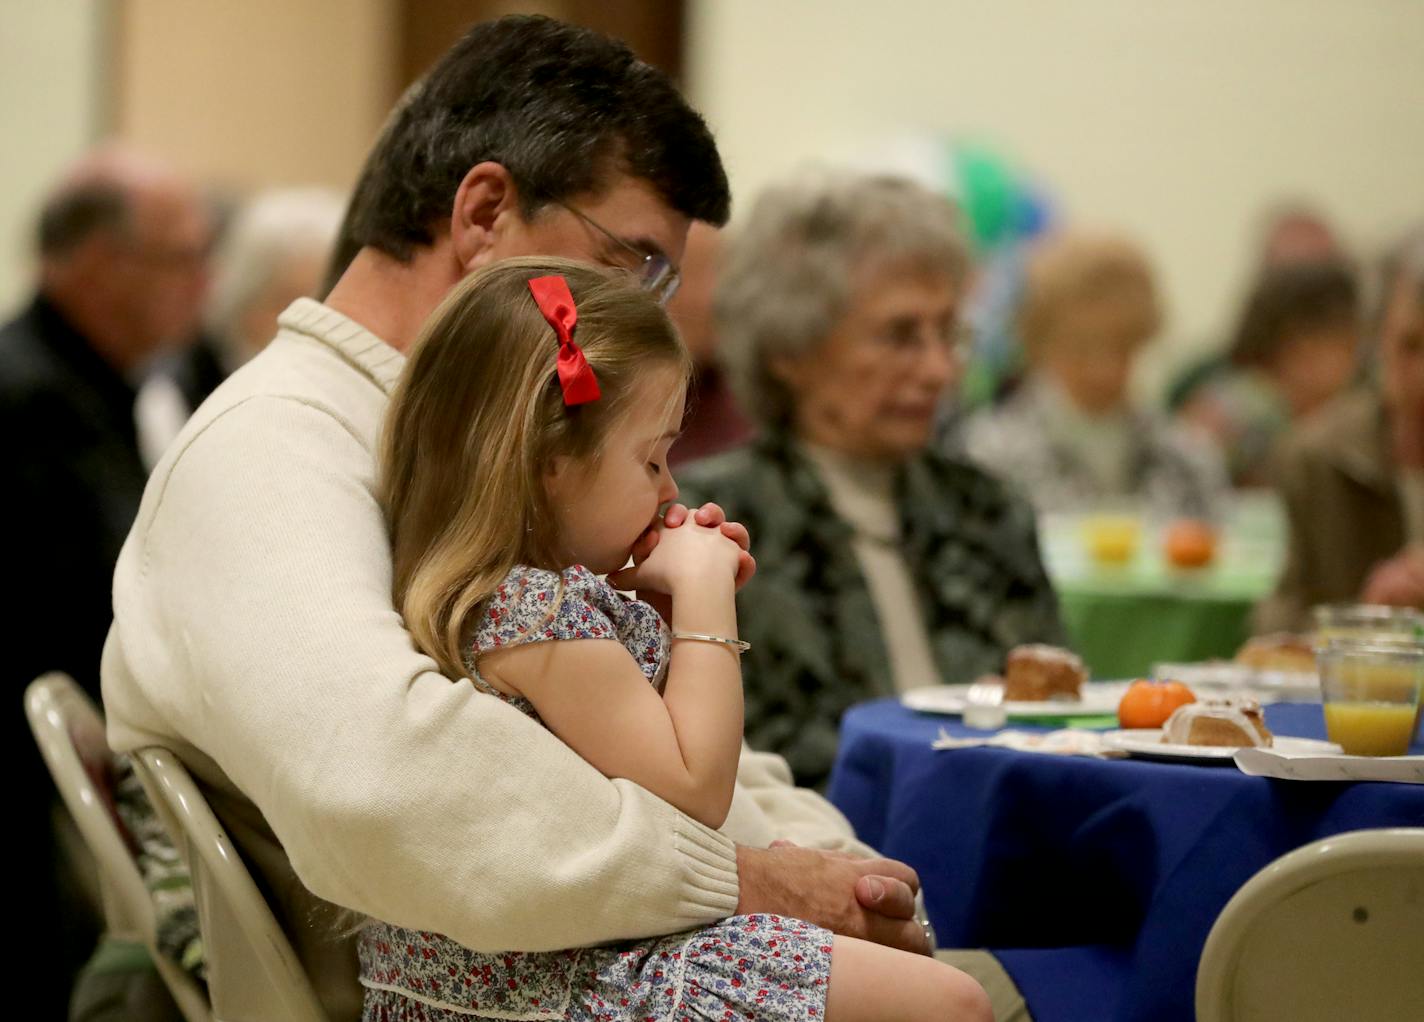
[
  {"xmin": 936, "ymin": 964, "xmax": 992, "ymax": 1022},
  {"xmin": 826, "ymin": 936, "xmax": 993, "ymax": 1022}
]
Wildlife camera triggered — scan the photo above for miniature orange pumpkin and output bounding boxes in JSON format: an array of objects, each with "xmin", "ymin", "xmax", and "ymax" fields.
[
  {"xmin": 1118, "ymin": 680, "xmax": 1197, "ymax": 729},
  {"xmin": 1164, "ymin": 519, "xmax": 1216, "ymax": 568}
]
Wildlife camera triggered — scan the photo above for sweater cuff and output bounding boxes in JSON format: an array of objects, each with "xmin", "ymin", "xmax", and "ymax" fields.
[{"xmin": 673, "ymin": 814, "xmax": 740, "ymax": 923}]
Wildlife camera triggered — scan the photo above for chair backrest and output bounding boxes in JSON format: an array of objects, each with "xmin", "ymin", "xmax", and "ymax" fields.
[
  {"xmin": 24, "ymin": 672, "xmax": 211, "ymax": 1022},
  {"xmin": 131, "ymin": 746, "xmax": 328, "ymax": 1022},
  {"xmin": 1196, "ymin": 827, "xmax": 1424, "ymax": 1022}
]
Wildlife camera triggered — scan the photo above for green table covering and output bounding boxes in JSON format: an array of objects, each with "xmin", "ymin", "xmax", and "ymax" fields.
[{"xmin": 1041, "ymin": 494, "xmax": 1286, "ymax": 679}]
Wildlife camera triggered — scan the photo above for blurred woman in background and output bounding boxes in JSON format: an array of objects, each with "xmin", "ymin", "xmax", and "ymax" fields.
[
  {"xmin": 1257, "ymin": 227, "xmax": 1424, "ymax": 631},
  {"xmin": 1178, "ymin": 259, "xmax": 1361, "ymax": 487},
  {"xmin": 962, "ymin": 230, "xmax": 1226, "ymax": 518},
  {"xmin": 205, "ymin": 187, "xmax": 346, "ymax": 370},
  {"xmin": 678, "ymin": 174, "xmax": 1063, "ymax": 788}
]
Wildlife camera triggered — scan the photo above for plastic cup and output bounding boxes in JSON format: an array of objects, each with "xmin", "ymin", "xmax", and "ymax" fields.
[
  {"xmin": 1312, "ymin": 604, "xmax": 1424, "ymax": 644},
  {"xmin": 1316, "ymin": 639, "xmax": 1424, "ymax": 756}
]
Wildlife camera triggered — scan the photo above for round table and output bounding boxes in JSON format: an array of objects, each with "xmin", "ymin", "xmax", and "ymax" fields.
[{"xmin": 827, "ymin": 698, "xmax": 1424, "ymax": 1022}]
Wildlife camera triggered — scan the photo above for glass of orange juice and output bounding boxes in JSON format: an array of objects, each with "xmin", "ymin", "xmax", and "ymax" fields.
[{"xmin": 1316, "ymin": 639, "xmax": 1424, "ymax": 756}]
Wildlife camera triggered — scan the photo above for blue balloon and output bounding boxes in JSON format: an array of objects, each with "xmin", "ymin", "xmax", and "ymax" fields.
[{"xmin": 1013, "ymin": 188, "xmax": 1053, "ymax": 238}]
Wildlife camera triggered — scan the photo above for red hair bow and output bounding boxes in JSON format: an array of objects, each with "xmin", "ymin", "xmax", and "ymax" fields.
[{"xmin": 528, "ymin": 275, "xmax": 601, "ymax": 406}]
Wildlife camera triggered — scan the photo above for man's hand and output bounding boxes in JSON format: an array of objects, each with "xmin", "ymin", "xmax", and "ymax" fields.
[
  {"xmin": 1389, "ymin": 364, "xmax": 1424, "ymax": 470},
  {"xmin": 1361, "ymin": 544, "xmax": 1424, "ymax": 608},
  {"xmin": 735, "ymin": 843, "xmax": 930, "ymax": 955},
  {"xmin": 610, "ymin": 502, "xmax": 756, "ymax": 619}
]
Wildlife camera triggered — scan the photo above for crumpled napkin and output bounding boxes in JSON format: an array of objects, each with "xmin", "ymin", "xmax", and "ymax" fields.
[{"xmin": 932, "ymin": 727, "xmax": 1126, "ymax": 758}]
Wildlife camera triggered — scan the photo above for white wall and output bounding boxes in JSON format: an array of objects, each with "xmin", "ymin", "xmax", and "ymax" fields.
[
  {"xmin": 0, "ymin": 0, "xmax": 107, "ymax": 316},
  {"xmin": 115, "ymin": 0, "xmax": 397, "ymax": 192},
  {"xmin": 687, "ymin": 0, "xmax": 1424, "ymax": 392}
]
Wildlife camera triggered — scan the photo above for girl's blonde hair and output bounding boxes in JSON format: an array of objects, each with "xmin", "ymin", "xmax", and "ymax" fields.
[{"xmin": 382, "ymin": 257, "xmax": 690, "ymax": 679}]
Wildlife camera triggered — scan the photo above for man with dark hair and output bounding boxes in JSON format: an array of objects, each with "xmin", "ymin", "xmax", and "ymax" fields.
[
  {"xmin": 2, "ymin": 144, "xmax": 211, "ymax": 1014},
  {"xmin": 103, "ymin": 17, "xmax": 992, "ymax": 1022},
  {"xmin": 341, "ymin": 20, "xmax": 728, "ymax": 259}
]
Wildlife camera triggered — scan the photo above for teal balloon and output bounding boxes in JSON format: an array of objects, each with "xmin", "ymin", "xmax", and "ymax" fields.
[
  {"xmin": 951, "ymin": 143, "xmax": 1019, "ymax": 250},
  {"xmin": 944, "ymin": 141, "xmax": 1054, "ymax": 250}
]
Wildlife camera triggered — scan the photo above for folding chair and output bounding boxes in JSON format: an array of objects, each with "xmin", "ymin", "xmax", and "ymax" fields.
[
  {"xmin": 131, "ymin": 746, "xmax": 328, "ymax": 1022},
  {"xmin": 24, "ymin": 672, "xmax": 210, "ymax": 1021},
  {"xmin": 1196, "ymin": 827, "xmax": 1424, "ymax": 1021}
]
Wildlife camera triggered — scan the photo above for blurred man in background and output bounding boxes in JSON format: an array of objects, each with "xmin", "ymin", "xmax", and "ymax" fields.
[
  {"xmin": 1, "ymin": 144, "xmax": 211, "ymax": 1012},
  {"xmin": 1256, "ymin": 203, "xmax": 1344, "ymax": 270},
  {"xmin": 134, "ymin": 186, "xmax": 345, "ymax": 466}
]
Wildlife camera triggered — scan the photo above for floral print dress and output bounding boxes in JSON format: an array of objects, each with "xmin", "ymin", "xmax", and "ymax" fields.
[{"xmin": 359, "ymin": 565, "xmax": 834, "ymax": 1021}]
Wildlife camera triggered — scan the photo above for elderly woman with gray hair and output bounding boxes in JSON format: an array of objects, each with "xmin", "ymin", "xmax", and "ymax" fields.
[
  {"xmin": 206, "ymin": 187, "xmax": 346, "ymax": 370},
  {"xmin": 678, "ymin": 174, "xmax": 1064, "ymax": 789}
]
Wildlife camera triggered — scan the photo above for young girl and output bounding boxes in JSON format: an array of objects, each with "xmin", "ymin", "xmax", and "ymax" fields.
[{"xmin": 362, "ymin": 257, "xmax": 988, "ymax": 1022}]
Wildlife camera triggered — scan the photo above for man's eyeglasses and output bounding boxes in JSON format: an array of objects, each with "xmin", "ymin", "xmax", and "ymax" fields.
[{"xmin": 557, "ymin": 202, "xmax": 680, "ymax": 305}]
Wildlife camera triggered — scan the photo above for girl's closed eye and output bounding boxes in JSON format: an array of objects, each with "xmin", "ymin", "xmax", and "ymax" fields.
[{"xmin": 647, "ymin": 432, "xmax": 681, "ymax": 476}]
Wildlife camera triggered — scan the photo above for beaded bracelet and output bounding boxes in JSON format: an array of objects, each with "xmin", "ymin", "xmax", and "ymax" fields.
[{"xmin": 671, "ymin": 631, "xmax": 751, "ymax": 653}]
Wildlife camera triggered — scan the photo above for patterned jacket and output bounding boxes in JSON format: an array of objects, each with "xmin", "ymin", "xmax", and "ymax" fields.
[
  {"xmin": 678, "ymin": 433, "xmax": 1065, "ymax": 789},
  {"xmin": 961, "ymin": 382, "xmax": 1228, "ymax": 520}
]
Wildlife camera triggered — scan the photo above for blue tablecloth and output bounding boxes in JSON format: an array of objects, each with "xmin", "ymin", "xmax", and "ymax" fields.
[{"xmin": 827, "ymin": 699, "xmax": 1424, "ymax": 1022}]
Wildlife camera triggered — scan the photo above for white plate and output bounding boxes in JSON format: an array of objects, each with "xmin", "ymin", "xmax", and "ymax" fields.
[
  {"xmin": 902, "ymin": 681, "xmax": 1131, "ymax": 718},
  {"xmin": 1152, "ymin": 661, "xmax": 1320, "ymax": 702},
  {"xmin": 1101, "ymin": 728, "xmax": 1341, "ymax": 762}
]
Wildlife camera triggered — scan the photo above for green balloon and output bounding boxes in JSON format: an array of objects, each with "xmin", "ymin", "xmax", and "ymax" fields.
[{"xmin": 951, "ymin": 143, "xmax": 1019, "ymax": 251}]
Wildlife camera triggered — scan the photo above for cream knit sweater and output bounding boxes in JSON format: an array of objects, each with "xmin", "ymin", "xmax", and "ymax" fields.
[{"xmin": 103, "ymin": 299, "xmax": 864, "ymax": 1019}]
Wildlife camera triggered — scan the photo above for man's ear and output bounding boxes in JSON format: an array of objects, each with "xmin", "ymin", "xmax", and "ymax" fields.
[{"xmin": 450, "ymin": 161, "xmax": 520, "ymax": 273}]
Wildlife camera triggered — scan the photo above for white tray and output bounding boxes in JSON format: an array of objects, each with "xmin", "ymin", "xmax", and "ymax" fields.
[{"xmin": 1234, "ymin": 746, "xmax": 1424, "ymax": 783}]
